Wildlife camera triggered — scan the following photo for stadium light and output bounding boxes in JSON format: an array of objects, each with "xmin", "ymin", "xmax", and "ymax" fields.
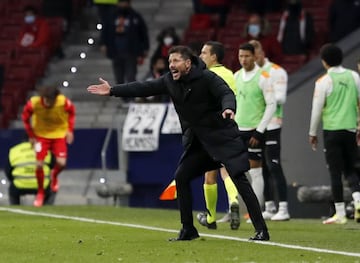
[{"xmin": 88, "ymin": 38, "xmax": 94, "ymax": 45}]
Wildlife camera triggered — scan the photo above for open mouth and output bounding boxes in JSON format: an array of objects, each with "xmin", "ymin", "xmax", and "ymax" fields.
[{"xmin": 171, "ymin": 69, "xmax": 180, "ymax": 79}]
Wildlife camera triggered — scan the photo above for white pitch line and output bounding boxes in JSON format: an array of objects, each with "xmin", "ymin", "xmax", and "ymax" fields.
[{"xmin": 1, "ymin": 207, "xmax": 359, "ymax": 258}]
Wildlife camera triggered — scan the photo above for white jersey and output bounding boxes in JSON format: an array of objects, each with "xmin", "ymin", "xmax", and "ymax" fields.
[{"xmin": 260, "ymin": 58, "xmax": 288, "ymax": 130}]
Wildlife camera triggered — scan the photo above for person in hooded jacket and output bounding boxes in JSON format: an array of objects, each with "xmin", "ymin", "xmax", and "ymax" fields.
[{"xmin": 87, "ymin": 45, "xmax": 270, "ymax": 242}]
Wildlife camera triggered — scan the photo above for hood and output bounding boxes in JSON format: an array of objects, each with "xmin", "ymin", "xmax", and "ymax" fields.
[{"xmin": 179, "ymin": 56, "xmax": 206, "ymax": 82}]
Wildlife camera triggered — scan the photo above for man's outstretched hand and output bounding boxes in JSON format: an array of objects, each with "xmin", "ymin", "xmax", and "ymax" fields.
[{"xmin": 87, "ymin": 78, "xmax": 111, "ymax": 95}]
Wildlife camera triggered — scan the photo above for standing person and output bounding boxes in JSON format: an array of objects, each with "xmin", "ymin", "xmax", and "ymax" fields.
[
  {"xmin": 277, "ymin": 0, "xmax": 315, "ymax": 55},
  {"xmin": 87, "ymin": 45, "xmax": 270, "ymax": 241},
  {"xmin": 250, "ymin": 40, "xmax": 290, "ymax": 221},
  {"xmin": 309, "ymin": 43, "xmax": 360, "ymax": 224},
  {"xmin": 196, "ymin": 41, "xmax": 241, "ymax": 230},
  {"xmin": 5, "ymin": 139, "xmax": 55, "ymax": 205},
  {"xmin": 99, "ymin": 0, "xmax": 149, "ymax": 85},
  {"xmin": 234, "ymin": 43, "xmax": 277, "ymax": 214},
  {"xmin": 22, "ymin": 86, "xmax": 76, "ymax": 207}
]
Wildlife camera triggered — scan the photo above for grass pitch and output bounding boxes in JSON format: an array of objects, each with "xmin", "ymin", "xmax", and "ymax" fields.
[{"xmin": 0, "ymin": 205, "xmax": 359, "ymax": 263}]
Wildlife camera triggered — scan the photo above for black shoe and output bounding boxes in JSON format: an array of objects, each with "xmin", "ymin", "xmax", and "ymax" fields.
[
  {"xmin": 169, "ymin": 227, "xmax": 200, "ymax": 241},
  {"xmin": 249, "ymin": 230, "xmax": 270, "ymax": 241},
  {"xmin": 230, "ymin": 202, "xmax": 240, "ymax": 230},
  {"xmin": 196, "ymin": 212, "xmax": 217, "ymax": 229}
]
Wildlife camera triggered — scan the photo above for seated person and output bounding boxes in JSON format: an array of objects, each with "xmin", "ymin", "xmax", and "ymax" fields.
[
  {"xmin": 243, "ymin": 13, "xmax": 283, "ymax": 64},
  {"xmin": 5, "ymin": 139, "xmax": 55, "ymax": 205},
  {"xmin": 17, "ymin": 5, "xmax": 51, "ymax": 50},
  {"xmin": 150, "ymin": 26, "xmax": 180, "ymax": 71}
]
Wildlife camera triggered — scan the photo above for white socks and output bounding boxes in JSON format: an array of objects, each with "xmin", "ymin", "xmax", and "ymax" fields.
[
  {"xmin": 265, "ymin": 200, "xmax": 276, "ymax": 212},
  {"xmin": 335, "ymin": 202, "xmax": 346, "ymax": 217},
  {"xmin": 352, "ymin": 191, "xmax": 360, "ymax": 203},
  {"xmin": 248, "ymin": 167, "xmax": 264, "ymax": 207}
]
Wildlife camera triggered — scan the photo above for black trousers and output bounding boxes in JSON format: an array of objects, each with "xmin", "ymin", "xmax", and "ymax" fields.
[
  {"xmin": 323, "ymin": 130, "xmax": 360, "ymax": 202},
  {"xmin": 112, "ymin": 54, "xmax": 137, "ymax": 84},
  {"xmin": 263, "ymin": 128, "xmax": 288, "ymax": 202},
  {"xmin": 175, "ymin": 140, "xmax": 267, "ymax": 232}
]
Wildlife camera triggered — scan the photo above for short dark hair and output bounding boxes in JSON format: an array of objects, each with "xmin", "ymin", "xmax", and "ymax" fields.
[
  {"xmin": 320, "ymin": 44, "xmax": 343, "ymax": 67},
  {"xmin": 168, "ymin": 45, "xmax": 196, "ymax": 61},
  {"xmin": 205, "ymin": 41, "xmax": 225, "ymax": 63},
  {"xmin": 239, "ymin": 42, "xmax": 255, "ymax": 54},
  {"xmin": 37, "ymin": 85, "xmax": 60, "ymax": 100}
]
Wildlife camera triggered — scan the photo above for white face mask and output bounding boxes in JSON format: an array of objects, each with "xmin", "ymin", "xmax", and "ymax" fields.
[
  {"xmin": 248, "ymin": 24, "xmax": 260, "ymax": 37},
  {"xmin": 24, "ymin": 15, "xmax": 35, "ymax": 24},
  {"xmin": 163, "ymin": 36, "xmax": 173, "ymax": 46}
]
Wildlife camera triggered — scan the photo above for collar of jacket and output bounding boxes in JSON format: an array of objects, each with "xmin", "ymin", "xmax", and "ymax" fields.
[{"xmin": 179, "ymin": 56, "xmax": 206, "ymax": 83}]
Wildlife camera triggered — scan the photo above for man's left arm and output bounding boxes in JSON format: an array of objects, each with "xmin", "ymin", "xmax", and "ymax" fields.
[
  {"xmin": 257, "ymin": 74, "xmax": 276, "ymax": 133},
  {"xmin": 272, "ymin": 66, "xmax": 288, "ymax": 105},
  {"xmin": 65, "ymin": 98, "xmax": 75, "ymax": 144},
  {"xmin": 208, "ymin": 73, "xmax": 236, "ymax": 113}
]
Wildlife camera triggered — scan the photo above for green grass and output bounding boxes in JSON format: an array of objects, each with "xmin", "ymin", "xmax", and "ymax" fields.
[{"xmin": 1, "ymin": 206, "xmax": 359, "ymax": 263}]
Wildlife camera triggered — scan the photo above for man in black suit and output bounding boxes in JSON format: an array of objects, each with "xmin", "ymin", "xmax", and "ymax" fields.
[{"xmin": 87, "ymin": 45, "xmax": 269, "ymax": 241}]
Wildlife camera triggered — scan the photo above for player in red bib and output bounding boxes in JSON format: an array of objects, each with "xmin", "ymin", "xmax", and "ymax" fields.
[{"xmin": 22, "ymin": 86, "xmax": 76, "ymax": 207}]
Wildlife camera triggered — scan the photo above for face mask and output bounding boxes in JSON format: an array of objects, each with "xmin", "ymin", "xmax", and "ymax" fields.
[
  {"xmin": 163, "ymin": 36, "xmax": 173, "ymax": 46},
  {"xmin": 248, "ymin": 24, "xmax": 260, "ymax": 37},
  {"xmin": 24, "ymin": 15, "xmax": 35, "ymax": 24}
]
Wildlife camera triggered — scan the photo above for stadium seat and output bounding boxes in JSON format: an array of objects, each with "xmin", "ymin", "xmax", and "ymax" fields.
[
  {"xmin": 189, "ymin": 13, "xmax": 212, "ymax": 30},
  {"xmin": 182, "ymin": 28, "xmax": 216, "ymax": 46}
]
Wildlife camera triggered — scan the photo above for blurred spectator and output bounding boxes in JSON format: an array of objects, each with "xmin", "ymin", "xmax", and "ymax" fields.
[
  {"xmin": 277, "ymin": 0, "xmax": 315, "ymax": 55},
  {"xmin": 93, "ymin": 0, "xmax": 117, "ymax": 29},
  {"xmin": 17, "ymin": 5, "xmax": 51, "ymax": 51},
  {"xmin": 329, "ymin": 0, "xmax": 360, "ymax": 42},
  {"xmin": 192, "ymin": 0, "xmax": 202, "ymax": 13},
  {"xmin": 42, "ymin": 0, "xmax": 73, "ymax": 59},
  {"xmin": 136, "ymin": 57, "xmax": 170, "ymax": 103},
  {"xmin": 198, "ymin": 0, "xmax": 230, "ymax": 26},
  {"xmin": 5, "ymin": 140, "xmax": 56, "ymax": 205},
  {"xmin": 150, "ymin": 26, "xmax": 180, "ymax": 72},
  {"xmin": 99, "ymin": 0, "xmax": 149, "ymax": 84},
  {"xmin": 243, "ymin": 13, "xmax": 283, "ymax": 64},
  {"xmin": 42, "ymin": 0, "xmax": 73, "ymax": 34},
  {"xmin": 245, "ymin": 0, "xmax": 285, "ymax": 14}
]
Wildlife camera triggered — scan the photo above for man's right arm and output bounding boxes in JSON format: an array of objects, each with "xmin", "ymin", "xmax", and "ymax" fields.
[
  {"xmin": 111, "ymin": 77, "xmax": 167, "ymax": 98},
  {"xmin": 21, "ymin": 100, "xmax": 35, "ymax": 139}
]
